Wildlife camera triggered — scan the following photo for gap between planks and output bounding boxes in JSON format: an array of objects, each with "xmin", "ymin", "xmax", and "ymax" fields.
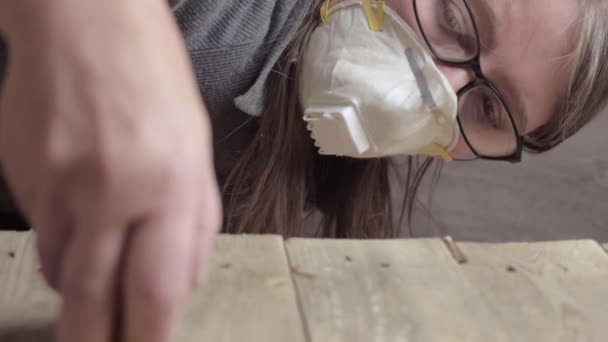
[
  {"xmin": 0, "ymin": 235, "xmax": 608, "ymax": 342},
  {"xmin": 284, "ymin": 238, "xmax": 508, "ymax": 341},
  {"xmin": 0, "ymin": 233, "xmax": 309, "ymax": 342},
  {"xmin": 284, "ymin": 237, "xmax": 608, "ymax": 342},
  {"xmin": 273, "ymin": 235, "xmax": 475, "ymax": 342},
  {"xmin": 281, "ymin": 239, "xmax": 313, "ymax": 342},
  {"xmin": 280, "ymin": 235, "xmax": 476, "ymax": 342}
]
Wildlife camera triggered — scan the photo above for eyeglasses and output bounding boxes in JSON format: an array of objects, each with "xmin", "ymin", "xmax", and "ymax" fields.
[{"xmin": 413, "ymin": 0, "xmax": 523, "ymax": 162}]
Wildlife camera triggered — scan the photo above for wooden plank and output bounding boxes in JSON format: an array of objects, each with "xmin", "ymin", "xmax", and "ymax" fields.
[
  {"xmin": 0, "ymin": 232, "xmax": 59, "ymax": 342},
  {"xmin": 4, "ymin": 232, "xmax": 607, "ymax": 342},
  {"xmin": 458, "ymin": 240, "xmax": 608, "ymax": 342},
  {"xmin": 0, "ymin": 233, "xmax": 307, "ymax": 342},
  {"xmin": 177, "ymin": 235, "xmax": 307, "ymax": 342},
  {"xmin": 285, "ymin": 238, "xmax": 508, "ymax": 342}
]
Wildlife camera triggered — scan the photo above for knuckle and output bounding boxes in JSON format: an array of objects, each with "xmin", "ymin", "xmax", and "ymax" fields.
[
  {"xmin": 129, "ymin": 128, "xmax": 190, "ymax": 187},
  {"xmin": 43, "ymin": 117, "xmax": 203, "ymax": 204},
  {"xmin": 45, "ymin": 137, "xmax": 114, "ymax": 183},
  {"xmin": 44, "ymin": 125, "xmax": 74, "ymax": 171},
  {"xmin": 43, "ymin": 142, "xmax": 72, "ymax": 178},
  {"xmin": 152, "ymin": 156, "xmax": 183, "ymax": 188},
  {"xmin": 131, "ymin": 278, "xmax": 187, "ymax": 312}
]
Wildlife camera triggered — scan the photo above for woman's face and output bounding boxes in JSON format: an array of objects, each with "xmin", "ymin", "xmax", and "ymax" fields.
[
  {"xmin": 335, "ymin": 0, "xmax": 579, "ymax": 159},
  {"xmin": 397, "ymin": 0, "xmax": 580, "ymax": 158}
]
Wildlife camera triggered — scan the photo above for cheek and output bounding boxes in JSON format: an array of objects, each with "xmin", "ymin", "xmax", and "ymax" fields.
[
  {"xmin": 449, "ymin": 135, "xmax": 476, "ymax": 160},
  {"xmin": 450, "ymin": 139, "xmax": 472, "ymax": 160}
]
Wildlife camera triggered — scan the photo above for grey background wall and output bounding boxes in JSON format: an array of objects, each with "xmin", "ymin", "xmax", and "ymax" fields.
[{"xmin": 408, "ymin": 110, "xmax": 608, "ymax": 242}]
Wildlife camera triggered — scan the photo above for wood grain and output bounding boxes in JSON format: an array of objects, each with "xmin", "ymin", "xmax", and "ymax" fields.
[
  {"xmin": 2, "ymin": 232, "xmax": 608, "ymax": 342},
  {"xmin": 285, "ymin": 238, "xmax": 508, "ymax": 342},
  {"xmin": 457, "ymin": 240, "xmax": 608, "ymax": 342},
  {"xmin": 0, "ymin": 233, "xmax": 307, "ymax": 342},
  {"xmin": 0, "ymin": 232, "xmax": 59, "ymax": 342},
  {"xmin": 177, "ymin": 234, "xmax": 306, "ymax": 342}
]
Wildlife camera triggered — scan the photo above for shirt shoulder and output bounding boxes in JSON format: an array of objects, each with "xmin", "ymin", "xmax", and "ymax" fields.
[
  {"xmin": 173, "ymin": 0, "xmax": 314, "ymax": 116},
  {"xmin": 172, "ymin": 0, "xmax": 310, "ymax": 50}
]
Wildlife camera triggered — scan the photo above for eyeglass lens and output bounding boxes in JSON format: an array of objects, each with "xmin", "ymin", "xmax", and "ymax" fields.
[{"xmin": 415, "ymin": 0, "xmax": 518, "ymax": 159}]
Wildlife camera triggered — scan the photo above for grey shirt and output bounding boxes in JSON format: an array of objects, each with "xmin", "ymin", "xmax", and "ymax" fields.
[
  {"xmin": 0, "ymin": 0, "xmax": 314, "ymax": 216},
  {"xmin": 171, "ymin": 0, "xmax": 312, "ymax": 116}
]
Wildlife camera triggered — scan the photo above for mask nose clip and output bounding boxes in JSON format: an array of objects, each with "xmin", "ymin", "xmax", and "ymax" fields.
[
  {"xmin": 405, "ymin": 48, "xmax": 437, "ymax": 111},
  {"xmin": 406, "ymin": 47, "xmax": 457, "ymax": 159}
]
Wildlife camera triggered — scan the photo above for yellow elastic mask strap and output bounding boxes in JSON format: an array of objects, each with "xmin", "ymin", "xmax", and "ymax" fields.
[
  {"xmin": 362, "ymin": 0, "xmax": 385, "ymax": 32},
  {"xmin": 419, "ymin": 143, "xmax": 454, "ymax": 162},
  {"xmin": 320, "ymin": 0, "xmax": 334, "ymax": 24}
]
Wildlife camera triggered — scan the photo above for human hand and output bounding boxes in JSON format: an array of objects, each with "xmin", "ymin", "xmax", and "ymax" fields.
[{"xmin": 0, "ymin": 1, "xmax": 222, "ymax": 341}]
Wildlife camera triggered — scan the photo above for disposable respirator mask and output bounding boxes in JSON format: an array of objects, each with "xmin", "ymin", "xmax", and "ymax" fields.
[{"xmin": 300, "ymin": 0, "xmax": 459, "ymax": 161}]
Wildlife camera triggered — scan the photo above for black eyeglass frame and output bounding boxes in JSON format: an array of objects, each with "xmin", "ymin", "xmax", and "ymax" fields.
[{"xmin": 412, "ymin": 0, "xmax": 524, "ymax": 163}]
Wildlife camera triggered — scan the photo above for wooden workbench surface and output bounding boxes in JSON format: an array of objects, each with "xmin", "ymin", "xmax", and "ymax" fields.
[{"xmin": 2, "ymin": 232, "xmax": 608, "ymax": 342}]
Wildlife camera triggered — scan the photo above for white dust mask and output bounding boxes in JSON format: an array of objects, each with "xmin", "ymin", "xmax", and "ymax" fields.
[{"xmin": 299, "ymin": 0, "xmax": 459, "ymax": 160}]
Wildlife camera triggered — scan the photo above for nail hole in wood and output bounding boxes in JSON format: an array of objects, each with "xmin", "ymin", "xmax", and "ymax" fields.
[
  {"xmin": 506, "ymin": 265, "xmax": 517, "ymax": 273},
  {"xmin": 381, "ymin": 263, "xmax": 391, "ymax": 268},
  {"xmin": 345, "ymin": 256, "xmax": 352, "ymax": 262},
  {"xmin": 8, "ymin": 251, "xmax": 15, "ymax": 258},
  {"xmin": 219, "ymin": 263, "xmax": 232, "ymax": 269}
]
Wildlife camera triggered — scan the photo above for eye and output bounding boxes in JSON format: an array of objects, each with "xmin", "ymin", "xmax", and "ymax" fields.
[
  {"xmin": 479, "ymin": 96, "xmax": 505, "ymax": 130},
  {"xmin": 441, "ymin": 2, "xmax": 466, "ymax": 35},
  {"xmin": 438, "ymin": 1, "xmax": 477, "ymax": 52}
]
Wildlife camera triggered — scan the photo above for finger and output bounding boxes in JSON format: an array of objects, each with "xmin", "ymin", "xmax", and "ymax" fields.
[
  {"xmin": 190, "ymin": 183, "xmax": 222, "ymax": 290},
  {"xmin": 56, "ymin": 220, "xmax": 126, "ymax": 342},
  {"xmin": 31, "ymin": 195, "xmax": 73, "ymax": 290},
  {"xmin": 35, "ymin": 217, "xmax": 72, "ymax": 290},
  {"xmin": 123, "ymin": 210, "xmax": 196, "ymax": 342}
]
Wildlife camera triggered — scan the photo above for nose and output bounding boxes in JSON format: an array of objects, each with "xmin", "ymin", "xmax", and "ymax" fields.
[{"xmin": 435, "ymin": 62, "xmax": 474, "ymax": 93}]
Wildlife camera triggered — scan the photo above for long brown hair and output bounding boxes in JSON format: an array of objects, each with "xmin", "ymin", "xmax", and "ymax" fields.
[
  {"xmin": 222, "ymin": 0, "xmax": 608, "ymax": 238},
  {"xmin": 525, "ymin": 0, "xmax": 608, "ymax": 153}
]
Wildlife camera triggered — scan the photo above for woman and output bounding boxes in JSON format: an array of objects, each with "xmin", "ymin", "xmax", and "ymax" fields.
[
  {"xmin": 215, "ymin": 0, "xmax": 608, "ymax": 238},
  {"xmin": 0, "ymin": 1, "xmax": 606, "ymax": 342}
]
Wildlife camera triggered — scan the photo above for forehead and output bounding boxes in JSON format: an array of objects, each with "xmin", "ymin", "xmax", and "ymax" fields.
[{"xmin": 470, "ymin": 0, "xmax": 580, "ymax": 133}]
